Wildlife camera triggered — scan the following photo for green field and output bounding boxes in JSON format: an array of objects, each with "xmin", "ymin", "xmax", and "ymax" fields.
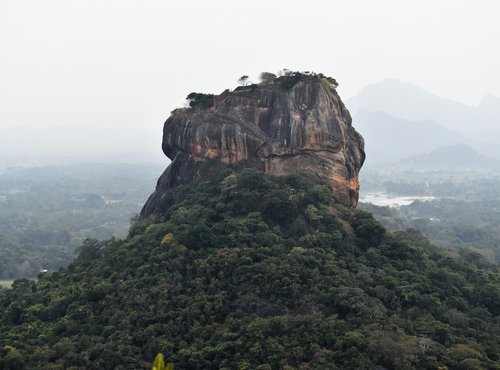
[{"xmin": 0, "ymin": 280, "xmax": 14, "ymax": 288}]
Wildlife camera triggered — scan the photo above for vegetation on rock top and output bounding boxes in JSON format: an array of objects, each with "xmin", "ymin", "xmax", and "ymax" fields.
[{"xmin": 182, "ymin": 70, "xmax": 339, "ymax": 111}]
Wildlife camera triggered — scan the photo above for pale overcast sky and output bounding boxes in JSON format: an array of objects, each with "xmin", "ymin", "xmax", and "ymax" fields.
[{"xmin": 1, "ymin": 0, "xmax": 499, "ymax": 131}]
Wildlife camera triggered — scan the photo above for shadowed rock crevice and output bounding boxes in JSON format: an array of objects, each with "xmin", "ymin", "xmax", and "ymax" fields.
[{"xmin": 142, "ymin": 75, "xmax": 365, "ymax": 217}]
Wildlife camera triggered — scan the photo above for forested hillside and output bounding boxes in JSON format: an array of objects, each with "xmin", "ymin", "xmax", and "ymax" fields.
[{"xmin": 1, "ymin": 168, "xmax": 500, "ymax": 369}]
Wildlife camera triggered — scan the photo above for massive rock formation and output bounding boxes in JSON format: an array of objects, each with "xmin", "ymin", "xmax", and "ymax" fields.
[{"xmin": 142, "ymin": 74, "xmax": 365, "ymax": 216}]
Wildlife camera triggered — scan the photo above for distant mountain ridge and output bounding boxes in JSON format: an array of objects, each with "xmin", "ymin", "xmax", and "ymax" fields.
[
  {"xmin": 347, "ymin": 79, "xmax": 500, "ymax": 144},
  {"xmin": 479, "ymin": 93, "xmax": 500, "ymax": 118},
  {"xmin": 400, "ymin": 143, "xmax": 499, "ymax": 168},
  {"xmin": 352, "ymin": 110, "xmax": 467, "ymax": 165}
]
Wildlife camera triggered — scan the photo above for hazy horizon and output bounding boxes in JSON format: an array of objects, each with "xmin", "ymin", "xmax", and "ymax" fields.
[{"xmin": 2, "ymin": 0, "xmax": 500, "ymax": 132}]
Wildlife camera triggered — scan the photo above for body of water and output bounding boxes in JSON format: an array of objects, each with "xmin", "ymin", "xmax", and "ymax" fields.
[{"xmin": 360, "ymin": 192, "xmax": 436, "ymax": 208}]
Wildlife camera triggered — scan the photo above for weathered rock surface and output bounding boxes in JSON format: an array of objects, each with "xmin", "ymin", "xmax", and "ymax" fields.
[{"xmin": 142, "ymin": 75, "xmax": 365, "ymax": 216}]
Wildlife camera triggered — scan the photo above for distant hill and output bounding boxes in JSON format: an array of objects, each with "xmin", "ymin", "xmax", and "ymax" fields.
[
  {"xmin": 400, "ymin": 143, "xmax": 498, "ymax": 168},
  {"xmin": 353, "ymin": 110, "xmax": 466, "ymax": 165},
  {"xmin": 347, "ymin": 79, "xmax": 500, "ymax": 144},
  {"xmin": 479, "ymin": 93, "xmax": 500, "ymax": 120}
]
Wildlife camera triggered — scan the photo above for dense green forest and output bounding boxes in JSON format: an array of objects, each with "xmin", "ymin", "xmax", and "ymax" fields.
[
  {"xmin": 0, "ymin": 163, "xmax": 163, "ymax": 279},
  {"xmin": 1, "ymin": 168, "xmax": 500, "ymax": 369}
]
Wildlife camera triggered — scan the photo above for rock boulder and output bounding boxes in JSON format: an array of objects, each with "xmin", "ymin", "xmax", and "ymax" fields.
[{"xmin": 142, "ymin": 75, "xmax": 365, "ymax": 216}]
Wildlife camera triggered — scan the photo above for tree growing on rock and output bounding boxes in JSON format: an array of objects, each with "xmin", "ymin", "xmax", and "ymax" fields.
[
  {"xmin": 259, "ymin": 72, "xmax": 277, "ymax": 84},
  {"xmin": 186, "ymin": 92, "xmax": 214, "ymax": 109},
  {"xmin": 238, "ymin": 75, "xmax": 249, "ymax": 86}
]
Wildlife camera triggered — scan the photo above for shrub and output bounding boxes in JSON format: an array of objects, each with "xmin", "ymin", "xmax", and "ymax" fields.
[{"xmin": 186, "ymin": 92, "xmax": 214, "ymax": 109}]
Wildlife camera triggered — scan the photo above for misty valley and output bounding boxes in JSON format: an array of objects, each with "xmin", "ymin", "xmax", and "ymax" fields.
[{"xmin": 0, "ymin": 163, "xmax": 164, "ymax": 280}]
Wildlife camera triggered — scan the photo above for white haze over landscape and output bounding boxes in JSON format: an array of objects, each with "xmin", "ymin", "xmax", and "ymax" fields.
[{"xmin": 1, "ymin": 0, "xmax": 500, "ymax": 167}]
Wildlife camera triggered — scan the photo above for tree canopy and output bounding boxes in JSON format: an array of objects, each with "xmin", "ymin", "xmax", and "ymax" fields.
[
  {"xmin": 237, "ymin": 75, "xmax": 249, "ymax": 86},
  {"xmin": 186, "ymin": 92, "xmax": 214, "ymax": 109},
  {"xmin": 259, "ymin": 72, "xmax": 277, "ymax": 84}
]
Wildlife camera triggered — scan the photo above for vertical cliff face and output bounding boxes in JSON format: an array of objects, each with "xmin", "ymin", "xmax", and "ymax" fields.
[{"xmin": 142, "ymin": 75, "xmax": 365, "ymax": 216}]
